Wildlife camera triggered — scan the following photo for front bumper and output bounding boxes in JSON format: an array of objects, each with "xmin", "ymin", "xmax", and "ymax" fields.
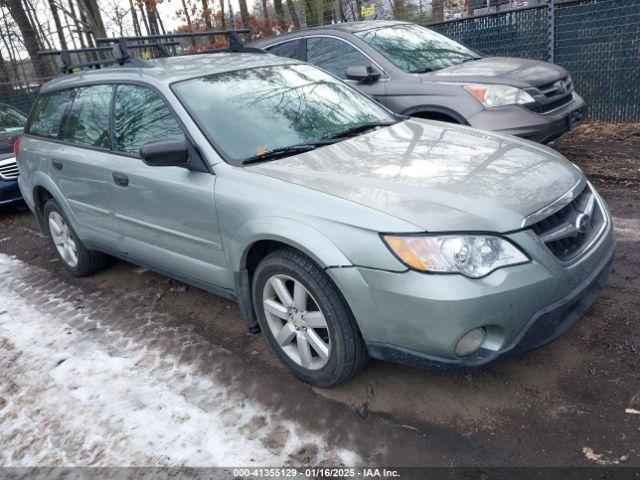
[
  {"xmin": 0, "ymin": 178, "xmax": 22, "ymax": 205},
  {"xmin": 327, "ymin": 207, "xmax": 615, "ymax": 370},
  {"xmin": 467, "ymin": 92, "xmax": 586, "ymax": 144}
]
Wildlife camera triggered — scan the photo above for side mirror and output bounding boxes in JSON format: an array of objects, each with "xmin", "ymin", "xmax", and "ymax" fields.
[
  {"xmin": 140, "ymin": 139, "xmax": 189, "ymax": 167},
  {"xmin": 345, "ymin": 65, "xmax": 382, "ymax": 84}
]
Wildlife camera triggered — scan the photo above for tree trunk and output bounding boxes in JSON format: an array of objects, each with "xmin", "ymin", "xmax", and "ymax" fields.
[
  {"xmin": 432, "ymin": 0, "xmax": 443, "ymax": 21},
  {"xmin": 47, "ymin": 0, "xmax": 68, "ymax": 49},
  {"xmin": 303, "ymin": 0, "xmax": 316, "ymax": 27},
  {"xmin": 129, "ymin": 0, "xmax": 142, "ymax": 35},
  {"xmin": 285, "ymin": 0, "xmax": 300, "ymax": 29},
  {"xmin": 145, "ymin": 2, "xmax": 160, "ymax": 34},
  {"xmin": 137, "ymin": 0, "xmax": 151, "ymax": 35},
  {"xmin": 77, "ymin": 0, "xmax": 96, "ymax": 46},
  {"xmin": 219, "ymin": 0, "xmax": 225, "ymax": 28},
  {"xmin": 180, "ymin": 0, "xmax": 192, "ymax": 29},
  {"xmin": 83, "ymin": 0, "xmax": 107, "ymax": 37},
  {"xmin": 260, "ymin": 0, "xmax": 271, "ymax": 33},
  {"xmin": 273, "ymin": 0, "xmax": 286, "ymax": 30},
  {"xmin": 238, "ymin": 0, "xmax": 249, "ymax": 28},
  {"xmin": 67, "ymin": 0, "xmax": 86, "ymax": 48},
  {"xmin": 4, "ymin": 0, "xmax": 51, "ymax": 78},
  {"xmin": 155, "ymin": 5, "xmax": 167, "ymax": 34},
  {"xmin": 201, "ymin": 0, "xmax": 212, "ymax": 28},
  {"xmin": 321, "ymin": 0, "xmax": 332, "ymax": 25}
]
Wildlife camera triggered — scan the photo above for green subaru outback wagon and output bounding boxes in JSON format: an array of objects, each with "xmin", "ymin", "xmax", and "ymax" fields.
[{"xmin": 16, "ymin": 45, "xmax": 615, "ymax": 386}]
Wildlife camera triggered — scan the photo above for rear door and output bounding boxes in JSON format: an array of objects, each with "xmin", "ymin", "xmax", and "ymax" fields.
[
  {"xmin": 56, "ymin": 84, "xmax": 120, "ymax": 246},
  {"xmin": 107, "ymin": 83, "xmax": 228, "ymax": 288},
  {"xmin": 26, "ymin": 87, "xmax": 119, "ymax": 247},
  {"xmin": 303, "ymin": 36, "xmax": 387, "ymax": 104}
]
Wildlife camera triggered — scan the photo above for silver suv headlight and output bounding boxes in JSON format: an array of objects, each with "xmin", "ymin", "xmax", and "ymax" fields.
[
  {"xmin": 382, "ymin": 234, "xmax": 530, "ymax": 278},
  {"xmin": 463, "ymin": 84, "xmax": 535, "ymax": 108}
]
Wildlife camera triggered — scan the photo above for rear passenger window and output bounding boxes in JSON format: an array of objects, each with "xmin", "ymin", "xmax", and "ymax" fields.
[
  {"xmin": 267, "ymin": 40, "xmax": 299, "ymax": 59},
  {"xmin": 61, "ymin": 85, "xmax": 112, "ymax": 148},
  {"xmin": 28, "ymin": 90, "xmax": 76, "ymax": 138},
  {"xmin": 113, "ymin": 84, "xmax": 184, "ymax": 156}
]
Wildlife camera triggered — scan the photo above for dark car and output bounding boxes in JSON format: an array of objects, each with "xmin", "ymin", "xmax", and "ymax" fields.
[
  {"xmin": 252, "ymin": 20, "xmax": 585, "ymax": 143},
  {"xmin": 0, "ymin": 103, "xmax": 26, "ymax": 205}
]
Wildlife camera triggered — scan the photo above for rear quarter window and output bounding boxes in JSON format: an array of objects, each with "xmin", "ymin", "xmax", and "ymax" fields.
[
  {"xmin": 266, "ymin": 40, "xmax": 300, "ymax": 59},
  {"xmin": 28, "ymin": 90, "xmax": 76, "ymax": 138}
]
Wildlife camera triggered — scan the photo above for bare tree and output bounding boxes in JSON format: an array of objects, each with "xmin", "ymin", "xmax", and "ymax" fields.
[
  {"xmin": 128, "ymin": 0, "xmax": 142, "ymax": 35},
  {"xmin": 201, "ymin": 0, "xmax": 212, "ymax": 28},
  {"xmin": 180, "ymin": 0, "xmax": 192, "ymax": 29},
  {"xmin": 2, "ymin": 0, "xmax": 52, "ymax": 77},
  {"xmin": 238, "ymin": 0, "xmax": 249, "ymax": 27},
  {"xmin": 273, "ymin": 0, "xmax": 286, "ymax": 30},
  {"xmin": 286, "ymin": 0, "xmax": 300, "ymax": 28},
  {"xmin": 432, "ymin": 0, "xmax": 443, "ymax": 21},
  {"xmin": 219, "ymin": 0, "xmax": 225, "ymax": 28},
  {"xmin": 260, "ymin": 0, "xmax": 271, "ymax": 32},
  {"xmin": 47, "ymin": 0, "xmax": 68, "ymax": 48}
]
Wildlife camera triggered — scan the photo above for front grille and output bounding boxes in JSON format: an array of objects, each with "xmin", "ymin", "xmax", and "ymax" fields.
[
  {"xmin": 525, "ymin": 93, "xmax": 574, "ymax": 114},
  {"xmin": 0, "ymin": 157, "xmax": 19, "ymax": 180},
  {"xmin": 530, "ymin": 184, "xmax": 605, "ymax": 263},
  {"xmin": 537, "ymin": 76, "xmax": 574, "ymax": 98}
]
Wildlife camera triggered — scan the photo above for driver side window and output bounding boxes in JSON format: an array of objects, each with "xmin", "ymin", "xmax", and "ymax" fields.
[
  {"xmin": 306, "ymin": 37, "xmax": 371, "ymax": 79},
  {"xmin": 113, "ymin": 84, "xmax": 185, "ymax": 156}
]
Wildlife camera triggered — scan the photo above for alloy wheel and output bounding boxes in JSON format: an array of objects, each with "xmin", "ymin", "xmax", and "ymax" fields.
[
  {"xmin": 48, "ymin": 211, "xmax": 79, "ymax": 268},
  {"xmin": 262, "ymin": 274, "xmax": 331, "ymax": 370}
]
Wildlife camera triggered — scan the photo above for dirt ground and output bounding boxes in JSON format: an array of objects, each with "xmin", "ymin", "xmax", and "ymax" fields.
[{"xmin": 0, "ymin": 123, "xmax": 639, "ymax": 467}]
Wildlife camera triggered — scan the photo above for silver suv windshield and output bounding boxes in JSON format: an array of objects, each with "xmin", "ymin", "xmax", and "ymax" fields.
[
  {"xmin": 173, "ymin": 64, "xmax": 397, "ymax": 165},
  {"xmin": 355, "ymin": 24, "xmax": 480, "ymax": 74}
]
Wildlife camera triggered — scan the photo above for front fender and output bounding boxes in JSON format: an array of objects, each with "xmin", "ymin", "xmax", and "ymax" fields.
[{"xmin": 230, "ymin": 217, "xmax": 353, "ymax": 273}]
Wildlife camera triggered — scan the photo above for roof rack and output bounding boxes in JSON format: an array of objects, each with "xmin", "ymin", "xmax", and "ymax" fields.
[{"xmin": 38, "ymin": 29, "xmax": 263, "ymax": 75}]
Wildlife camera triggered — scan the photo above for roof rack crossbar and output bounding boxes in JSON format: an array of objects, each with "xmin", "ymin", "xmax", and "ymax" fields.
[
  {"xmin": 39, "ymin": 29, "xmax": 262, "ymax": 75},
  {"xmin": 96, "ymin": 29, "xmax": 251, "ymax": 44},
  {"xmin": 38, "ymin": 46, "xmax": 118, "ymax": 73}
]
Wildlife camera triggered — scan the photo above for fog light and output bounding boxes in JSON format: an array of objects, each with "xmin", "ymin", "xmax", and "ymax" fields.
[{"xmin": 455, "ymin": 328, "xmax": 486, "ymax": 357}]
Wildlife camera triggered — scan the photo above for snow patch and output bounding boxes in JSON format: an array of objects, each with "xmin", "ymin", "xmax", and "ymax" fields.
[{"xmin": 0, "ymin": 254, "xmax": 358, "ymax": 467}]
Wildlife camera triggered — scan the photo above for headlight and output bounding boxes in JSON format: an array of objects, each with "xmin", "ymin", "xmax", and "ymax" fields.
[
  {"xmin": 382, "ymin": 234, "xmax": 529, "ymax": 278},
  {"xmin": 463, "ymin": 84, "xmax": 535, "ymax": 108}
]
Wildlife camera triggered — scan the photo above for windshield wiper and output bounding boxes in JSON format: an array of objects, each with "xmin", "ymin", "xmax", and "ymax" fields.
[
  {"xmin": 242, "ymin": 139, "xmax": 338, "ymax": 165},
  {"xmin": 324, "ymin": 121, "xmax": 397, "ymax": 140}
]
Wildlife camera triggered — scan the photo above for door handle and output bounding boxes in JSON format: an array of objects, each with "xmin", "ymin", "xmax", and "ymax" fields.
[
  {"xmin": 112, "ymin": 172, "xmax": 129, "ymax": 187},
  {"xmin": 51, "ymin": 160, "xmax": 63, "ymax": 170}
]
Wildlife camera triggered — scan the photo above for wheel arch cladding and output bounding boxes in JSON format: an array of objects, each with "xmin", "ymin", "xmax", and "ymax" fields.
[{"xmin": 230, "ymin": 219, "xmax": 354, "ymax": 329}]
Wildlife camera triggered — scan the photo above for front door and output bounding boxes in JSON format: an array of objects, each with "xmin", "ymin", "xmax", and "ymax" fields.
[
  {"xmin": 304, "ymin": 36, "xmax": 387, "ymax": 104},
  {"xmin": 107, "ymin": 83, "xmax": 229, "ymax": 289}
]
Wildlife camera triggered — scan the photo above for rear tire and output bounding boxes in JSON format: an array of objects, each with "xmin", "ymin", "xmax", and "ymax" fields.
[
  {"xmin": 44, "ymin": 198, "xmax": 109, "ymax": 277},
  {"xmin": 252, "ymin": 248, "xmax": 368, "ymax": 387}
]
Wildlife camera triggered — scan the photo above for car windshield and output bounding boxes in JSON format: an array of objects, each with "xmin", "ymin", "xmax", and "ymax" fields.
[
  {"xmin": 355, "ymin": 24, "xmax": 480, "ymax": 73},
  {"xmin": 0, "ymin": 105, "xmax": 27, "ymax": 133},
  {"xmin": 173, "ymin": 64, "xmax": 397, "ymax": 165}
]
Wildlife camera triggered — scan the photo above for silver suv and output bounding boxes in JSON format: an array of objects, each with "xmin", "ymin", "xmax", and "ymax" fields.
[
  {"xmin": 253, "ymin": 21, "xmax": 585, "ymax": 143},
  {"xmin": 17, "ymin": 43, "xmax": 614, "ymax": 386}
]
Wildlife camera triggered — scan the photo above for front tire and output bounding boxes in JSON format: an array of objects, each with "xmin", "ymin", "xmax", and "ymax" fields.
[
  {"xmin": 252, "ymin": 248, "xmax": 368, "ymax": 386},
  {"xmin": 44, "ymin": 199, "xmax": 108, "ymax": 276}
]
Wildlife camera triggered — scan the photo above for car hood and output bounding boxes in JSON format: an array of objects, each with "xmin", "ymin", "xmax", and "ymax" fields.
[
  {"xmin": 423, "ymin": 57, "xmax": 568, "ymax": 88},
  {"xmin": 247, "ymin": 119, "xmax": 583, "ymax": 232}
]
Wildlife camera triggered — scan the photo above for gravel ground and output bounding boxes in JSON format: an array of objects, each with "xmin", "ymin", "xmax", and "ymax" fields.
[{"xmin": 0, "ymin": 123, "xmax": 638, "ymax": 468}]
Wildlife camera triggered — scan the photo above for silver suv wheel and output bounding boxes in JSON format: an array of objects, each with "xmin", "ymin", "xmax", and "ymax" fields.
[
  {"xmin": 262, "ymin": 274, "xmax": 331, "ymax": 370},
  {"xmin": 48, "ymin": 211, "xmax": 78, "ymax": 268}
]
